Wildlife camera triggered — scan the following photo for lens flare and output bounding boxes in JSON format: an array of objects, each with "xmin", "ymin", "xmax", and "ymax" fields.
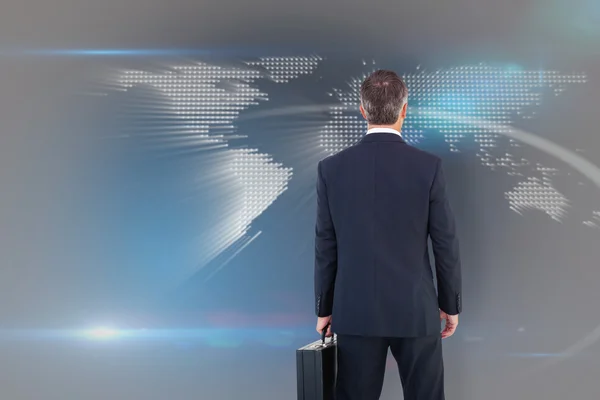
[{"xmin": 85, "ymin": 327, "xmax": 120, "ymax": 340}]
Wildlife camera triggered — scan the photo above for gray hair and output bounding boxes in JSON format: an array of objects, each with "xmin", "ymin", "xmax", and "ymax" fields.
[{"xmin": 360, "ymin": 69, "xmax": 408, "ymax": 125}]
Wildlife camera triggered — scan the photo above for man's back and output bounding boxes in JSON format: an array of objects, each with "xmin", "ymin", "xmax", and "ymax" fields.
[
  {"xmin": 315, "ymin": 132, "xmax": 461, "ymax": 337},
  {"xmin": 313, "ymin": 69, "xmax": 461, "ymax": 400}
]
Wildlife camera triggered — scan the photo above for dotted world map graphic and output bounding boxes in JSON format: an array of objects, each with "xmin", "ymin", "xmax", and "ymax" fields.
[{"xmin": 101, "ymin": 56, "xmax": 596, "ymax": 278}]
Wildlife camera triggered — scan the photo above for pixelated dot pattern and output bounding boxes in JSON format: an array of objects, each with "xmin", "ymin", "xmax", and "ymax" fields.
[
  {"xmin": 583, "ymin": 211, "xmax": 600, "ymax": 229},
  {"xmin": 112, "ymin": 59, "xmax": 320, "ymax": 272},
  {"xmin": 117, "ymin": 63, "xmax": 267, "ymax": 140},
  {"xmin": 245, "ymin": 56, "xmax": 322, "ymax": 83},
  {"xmin": 505, "ymin": 177, "xmax": 570, "ymax": 221},
  {"xmin": 320, "ymin": 63, "xmax": 586, "ymax": 157},
  {"xmin": 320, "ymin": 63, "xmax": 586, "ymax": 222}
]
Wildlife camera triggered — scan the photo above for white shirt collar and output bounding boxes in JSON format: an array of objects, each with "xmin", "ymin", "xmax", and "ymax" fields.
[{"xmin": 366, "ymin": 127, "xmax": 402, "ymax": 137}]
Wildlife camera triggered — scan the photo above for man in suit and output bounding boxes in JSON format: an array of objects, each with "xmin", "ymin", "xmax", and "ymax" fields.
[{"xmin": 314, "ymin": 69, "xmax": 462, "ymax": 400}]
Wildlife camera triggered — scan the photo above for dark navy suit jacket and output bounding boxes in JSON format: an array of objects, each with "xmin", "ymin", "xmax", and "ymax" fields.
[{"xmin": 314, "ymin": 131, "xmax": 462, "ymax": 337}]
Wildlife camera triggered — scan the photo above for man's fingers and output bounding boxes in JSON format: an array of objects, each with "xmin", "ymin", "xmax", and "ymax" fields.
[
  {"xmin": 316, "ymin": 320, "xmax": 333, "ymax": 336},
  {"xmin": 441, "ymin": 322, "xmax": 457, "ymax": 339},
  {"xmin": 441, "ymin": 329, "xmax": 453, "ymax": 339}
]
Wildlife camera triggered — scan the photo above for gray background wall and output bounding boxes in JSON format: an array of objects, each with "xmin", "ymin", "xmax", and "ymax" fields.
[{"xmin": 0, "ymin": 0, "xmax": 599, "ymax": 399}]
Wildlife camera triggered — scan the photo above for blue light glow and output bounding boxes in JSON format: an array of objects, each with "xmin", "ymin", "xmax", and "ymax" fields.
[
  {"xmin": 84, "ymin": 327, "xmax": 122, "ymax": 340},
  {"xmin": 18, "ymin": 49, "xmax": 213, "ymax": 56},
  {"xmin": 0, "ymin": 327, "xmax": 305, "ymax": 347}
]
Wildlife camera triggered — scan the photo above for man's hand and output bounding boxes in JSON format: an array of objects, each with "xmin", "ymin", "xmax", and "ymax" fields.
[
  {"xmin": 316, "ymin": 316, "xmax": 333, "ymax": 337},
  {"xmin": 440, "ymin": 310, "xmax": 459, "ymax": 339}
]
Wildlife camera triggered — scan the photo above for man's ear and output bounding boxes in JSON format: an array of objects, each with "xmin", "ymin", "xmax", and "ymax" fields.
[
  {"xmin": 359, "ymin": 104, "xmax": 367, "ymax": 120},
  {"xmin": 400, "ymin": 102, "xmax": 408, "ymax": 119}
]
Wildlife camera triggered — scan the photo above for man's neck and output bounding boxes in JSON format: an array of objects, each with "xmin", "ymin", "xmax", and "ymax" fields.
[{"xmin": 367, "ymin": 124, "xmax": 402, "ymax": 132}]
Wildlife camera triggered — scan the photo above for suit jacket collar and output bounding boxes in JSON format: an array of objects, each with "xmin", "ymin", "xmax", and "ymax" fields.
[{"xmin": 360, "ymin": 131, "xmax": 406, "ymax": 144}]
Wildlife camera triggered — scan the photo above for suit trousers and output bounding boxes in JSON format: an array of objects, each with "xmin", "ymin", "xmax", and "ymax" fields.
[{"xmin": 335, "ymin": 334, "xmax": 444, "ymax": 400}]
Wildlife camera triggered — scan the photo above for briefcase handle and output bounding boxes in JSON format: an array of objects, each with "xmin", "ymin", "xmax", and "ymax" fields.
[{"xmin": 321, "ymin": 323, "xmax": 333, "ymax": 344}]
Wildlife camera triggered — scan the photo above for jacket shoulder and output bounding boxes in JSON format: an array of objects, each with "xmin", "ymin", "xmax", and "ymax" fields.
[
  {"xmin": 318, "ymin": 145, "xmax": 354, "ymax": 167},
  {"xmin": 318, "ymin": 142, "xmax": 442, "ymax": 170},
  {"xmin": 402, "ymin": 145, "xmax": 441, "ymax": 164}
]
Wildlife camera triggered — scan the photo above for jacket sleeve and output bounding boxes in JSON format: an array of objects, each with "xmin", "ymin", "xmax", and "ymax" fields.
[
  {"xmin": 314, "ymin": 160, "xmax": 338, "ymax": 317},
  {"xmin": 428, "ymin": 158, "xmax": 462, "ymax": 315}
]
